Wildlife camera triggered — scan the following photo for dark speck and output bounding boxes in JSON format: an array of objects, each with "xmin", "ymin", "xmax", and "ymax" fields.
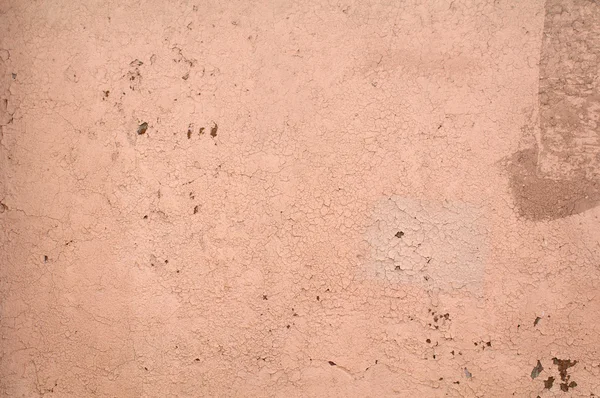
[
  {"xmin": 143, "ymin": 215, "xmax": 148, "ymax": 219},
  {"xmin": 195, "ymin": 358, "xmax": 200, "ymax": 362},
  {"xmin": 531, "ymin": 360, "xmax": 544, "ymax": 379},
  {"xmin": 199, "ymin": 127, "xmax": 205, "ymax": 135},
  {"xmin": 137, "ymin": 122, "xmax": 148, "ymax": 135},
  {"xmin": 534, "ymin": 316, "xmax": 541, "ymax": 326},
  {"xmin": 262, "ymin": 295, "xmax": 268, "ymax": 300},
  {"xmin": 328, "ymin": 361, "xmax": 336, "ymax": 366},
  {"xmin": 544, "ymin": 376, "xmax": 554, "ymax": 389},
  {"xmin": 44, "ymin": 255, "xmax": 48, "ymax": 262},
  {"xmin": 210, "ymin": 123, "xmax": 218, "ymax": 137},
  {"xmin": 316, "ymin": 296, "xmax": 320, "ymax": 301},
  {"xmin": 395, "ymin": 231, "xmax": 404, "ymax": 238},
  {"xmin": 426, "ymin": 339, "xmax": 431, "ymax": 343}
]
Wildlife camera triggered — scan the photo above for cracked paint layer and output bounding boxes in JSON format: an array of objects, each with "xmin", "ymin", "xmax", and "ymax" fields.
[{"xmin": 1, "ymin": 0, "xmax": 600, "ymax": 397}]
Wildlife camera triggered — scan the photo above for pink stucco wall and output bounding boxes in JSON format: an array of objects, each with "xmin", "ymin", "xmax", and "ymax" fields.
[{"xmin": 1, "ymin": 0, "xmax": 599, "ymax": 396}]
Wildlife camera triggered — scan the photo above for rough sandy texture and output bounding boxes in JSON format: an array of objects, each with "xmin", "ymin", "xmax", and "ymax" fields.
[{"xmin": 1, "ymin": 0, "xmax": 600, "ymax": 396}]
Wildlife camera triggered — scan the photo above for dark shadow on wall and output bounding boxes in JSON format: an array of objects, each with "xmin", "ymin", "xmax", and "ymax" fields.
[{"xmin": 508, "ymin": 0, "xmax": 600, "ymax": 221}]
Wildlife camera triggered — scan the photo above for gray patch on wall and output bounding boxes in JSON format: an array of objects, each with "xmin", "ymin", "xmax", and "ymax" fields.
[
  {"xmin": 508, "ymin": 0, "xmax": 600, "ymax": 220},
  {"xmin": 364, "ymin": 197, "xmax": 487, "ymax": 296}
]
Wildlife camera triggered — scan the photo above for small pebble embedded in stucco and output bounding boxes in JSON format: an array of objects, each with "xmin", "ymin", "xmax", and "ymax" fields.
[
  {"xmin": 210, "ymin": 123, "xmax": 218, "ymax": 137},
  {"xmin": 534, "ymin": 316, "xmax": 541, "ymax": 326}
]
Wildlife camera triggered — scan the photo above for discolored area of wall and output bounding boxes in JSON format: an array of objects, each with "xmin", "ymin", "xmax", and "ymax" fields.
[{"xmin": 1, "ymin": 0, "xmax": 599, "ymax": 397}]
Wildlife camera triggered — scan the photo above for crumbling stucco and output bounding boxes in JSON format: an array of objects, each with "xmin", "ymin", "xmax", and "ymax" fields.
[{"xmin": 1, "ymin": 0, "xmax": 599, "ymax": 397}]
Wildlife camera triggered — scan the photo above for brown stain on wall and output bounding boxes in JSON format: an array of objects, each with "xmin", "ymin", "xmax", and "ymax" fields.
[
  {"xmin": 507, "ymin": 147, "xmax": 600, "ymax": 221},
  {"xmin": 509, "ymin": 0, "xmax": 600, "ymax": 220}
]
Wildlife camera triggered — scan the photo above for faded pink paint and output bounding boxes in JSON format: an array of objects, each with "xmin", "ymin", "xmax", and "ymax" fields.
[{"xmin": 1, "ymin": 0, "xmax": 599, "ymax": 397}]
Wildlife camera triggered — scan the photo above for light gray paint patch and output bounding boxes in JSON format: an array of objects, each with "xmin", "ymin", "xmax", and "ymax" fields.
[{"xmin": 364, "ymin": 197, "xmax": 487, "ymax": 295}]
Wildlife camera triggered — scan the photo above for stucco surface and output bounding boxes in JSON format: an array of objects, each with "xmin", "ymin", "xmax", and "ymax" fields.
[{"xmin": 1, "ymin": 0, "xmax": 600, "ymax": 396}]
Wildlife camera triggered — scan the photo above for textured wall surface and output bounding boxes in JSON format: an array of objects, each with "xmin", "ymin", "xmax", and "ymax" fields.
[{"xmin": 1, "ymin": 0, "xmax": 599, "ymax": 396}]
